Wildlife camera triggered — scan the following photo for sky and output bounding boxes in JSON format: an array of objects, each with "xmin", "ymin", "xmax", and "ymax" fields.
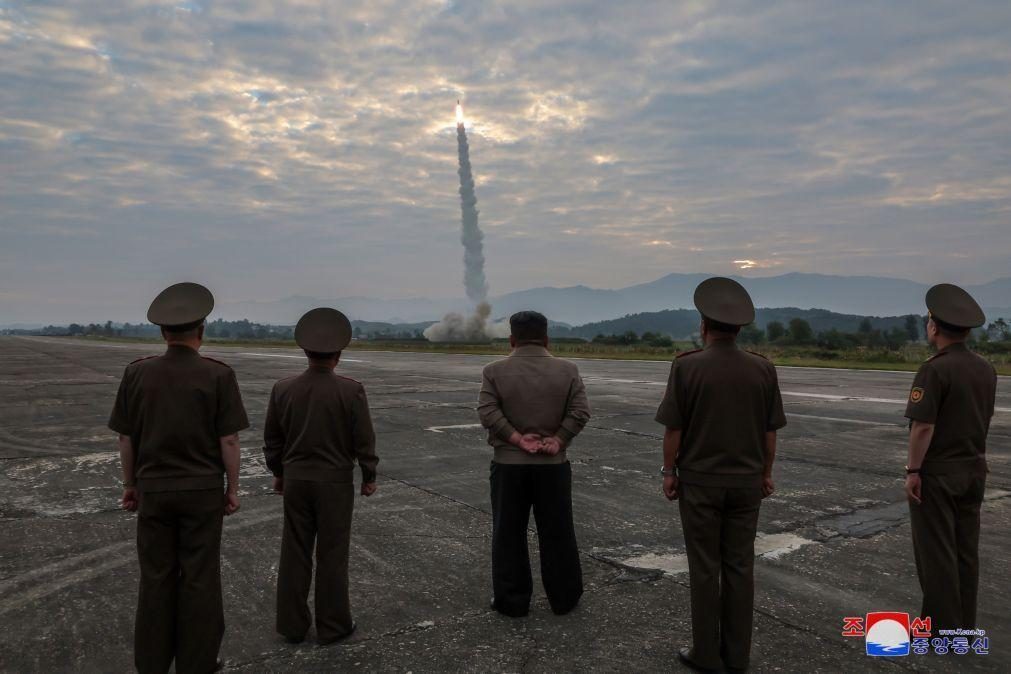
[{"xmin": 2, "ymin": 0, "xmax": 1010, "ymax": 323}]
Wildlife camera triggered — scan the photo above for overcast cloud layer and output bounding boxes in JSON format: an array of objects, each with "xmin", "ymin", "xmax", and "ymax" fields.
[{"xmin": 2, "ymin": 0, "xmax": 1010, "ymax": 323}]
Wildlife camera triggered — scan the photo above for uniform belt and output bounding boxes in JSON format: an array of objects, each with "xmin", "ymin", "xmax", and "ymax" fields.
[
  {"xmin": 677, "ymin": 468, "xmax": 763, "ymax": 488},
  {"xmin": 284, "ymin": 465, "xmax": 354, "ymax": 482},
  {"xmin": 921, "ymin": 456, "xmax": 988, "ymax": 475},
  {"xmin": 137, "ymin": 474, "xmax": 224, "ymax": 492}
]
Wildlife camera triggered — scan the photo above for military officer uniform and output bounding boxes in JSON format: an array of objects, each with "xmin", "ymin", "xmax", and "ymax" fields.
[
  {"xmin": 477, "ymin": 311, "xmax": 591, "ymax": 618},
  {"xmin": 263, "ymin": 308, "xmax": 379, "ymax": 644},
  {"xmin": 109, "ymin": 283, "xmax": 249, "ymax": 674},
  {"xmin": 655, "ymin": 278, "xmax": 786, "ymax": 672},
  {"xmin": 905, "ymin": 284, "xmax": 996, "ymax": 632}
]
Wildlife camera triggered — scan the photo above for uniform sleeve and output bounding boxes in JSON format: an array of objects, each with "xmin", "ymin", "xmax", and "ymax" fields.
[
  {"xmin": 216, "ymin": 369, "xmax": 250, "ymax": 436},
  {"xmin": 654, "ymin": 361, "xmax": 684, "ymax": 429},
  {"xmin": 477, "ymin": 368, "xmax": 518, "ymax": 441},
  {"xmin": 904, "ymin": 363, "xmax": 942, "ymax": 423},
  {"xmin": 262, "ymin": 385, "xmax": 285, "ymax": 477},
  {"xmin": 107, "ymin": 367, "xmax": 133, "ymax": 435},
  {"xmin": 352, "ymin": 385, "xmax": 379, "ymax": 483},
  {"xmin": 556, "ymin": 371, "xmax": 591, "ymax": 444},
  {"xmin": 766, "ymin": 365, "xmax": 787, "ymax": 431}
]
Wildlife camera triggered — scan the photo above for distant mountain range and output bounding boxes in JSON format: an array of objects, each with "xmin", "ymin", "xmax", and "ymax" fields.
[{"xmin": 218, "ymin": 273, "xmax": 1011, "ymax": 326}]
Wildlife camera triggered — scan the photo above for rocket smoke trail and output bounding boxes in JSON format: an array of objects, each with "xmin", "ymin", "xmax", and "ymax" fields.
[
  {"xmin": 425, "ymin": 102, "xmax": 508, "ymax": 342},
  {"xmin": 456, "ymin": 117, "xmax": 488, "ymax": 303}
]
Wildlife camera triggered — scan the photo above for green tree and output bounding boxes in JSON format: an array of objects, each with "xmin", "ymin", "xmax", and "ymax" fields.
[
  {"xmin": 766, "ymin": 321, "xmax": 785, "ymax": 342},
  {"xmin": 817, "ymin": 329, "xmax": 847, "ymax": 350},
  {"xmin": 859, "ymin": 318, "xmax": 873, "ymax": 334},
  {"xmin": 987, "ymin": 318, "xmax": 1010, "ymax": 342},
  {"xmin": 904, "ymin": 315, "xmax": 920, "ymax": 342},
  {"xmin": 884, "ymin": 327, "xmax": 908, "ymax": 350},
  {"xmin": 738, "ymin": 324, "xmax": 765, "ymax": 345},
  {"xmin": 787, "ymin": 318, "xmax": 814, "ymax": 344}
]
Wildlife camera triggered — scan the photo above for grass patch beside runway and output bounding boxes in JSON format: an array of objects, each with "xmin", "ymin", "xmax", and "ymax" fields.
[{"xmin": 28, "ymin": 335, "xmax": 1011, "ymax": 374}]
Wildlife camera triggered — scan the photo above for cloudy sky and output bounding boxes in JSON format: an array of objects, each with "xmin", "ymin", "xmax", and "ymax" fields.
[{"xmin": 2, "ymin": 0, "xmax": 1010, "ymax": 323}]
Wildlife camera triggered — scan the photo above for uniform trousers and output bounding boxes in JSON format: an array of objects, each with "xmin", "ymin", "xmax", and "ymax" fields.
[
  {"xmin": 909, "ymin": 471, "xmax": 986, "ymax": 632},
  {"xmin": 489, "ymin": 461, "xmax": 583, "ymax": 616},
  {"xmin": 276, "ymin": 479, "xmax": 356, "ymax": 643},
  {"xmin": 135, "ymin": 488, "xmax": 224, "ymax": 674},
  {"xmin": 678, "ymin": 483, "xmax": 763, "ymax": 671}
]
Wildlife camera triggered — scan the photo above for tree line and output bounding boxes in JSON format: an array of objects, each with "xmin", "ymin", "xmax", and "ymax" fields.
[{"xmin": 589, "ymin": 315, "xmax": 1011, "ymax": 350}]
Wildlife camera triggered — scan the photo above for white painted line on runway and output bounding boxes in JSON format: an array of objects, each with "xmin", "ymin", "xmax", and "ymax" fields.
[
  {"xmin": 787, "ymin": 413, "xmax": 900, "ymax": 427},
  {"xmin": 426, "ymin": 413, "xmax": 902, "ymax": 435},
  {"xmin": 782, "ymin": 390, "xmax": 1011, "ymax": 412},
  {"xmin": 236, "ymin": 352, "xmax": 368, "ymax": 363},
  {"xmin": 782, "ymin": 391, "xmax": 903, "ymax": 404},
  {"xmin": 583, "ymin": 376, "xmax": 664, "ymax": 385},
  {"xmin": 425, "ymin": 423, "xmax": 484, "ymax": 433},
  {"xmin": 581, "ymin": 377, "xmax": 1011, "ymax": 413}
]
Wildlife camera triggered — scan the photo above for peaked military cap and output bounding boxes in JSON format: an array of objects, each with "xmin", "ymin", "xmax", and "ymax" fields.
[
  {"xmin": 295, "ymin": 308, "xmax": 353, "ymax": 353},
  {"xmin": 693, "ymin": 277, "xmax": 756, "ymax": 326},
  {"xmin": 926, "ymin": 283, "xmax": 985, "ymax": 329},
  {"xmin": 147, "ymin": 282, "xmax": 214, "ymax": 329}
]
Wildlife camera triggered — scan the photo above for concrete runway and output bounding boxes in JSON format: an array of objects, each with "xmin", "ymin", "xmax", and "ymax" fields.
[{"xmin": 1, "ymin": 336, "xmax": 1008, "ymax": 673}]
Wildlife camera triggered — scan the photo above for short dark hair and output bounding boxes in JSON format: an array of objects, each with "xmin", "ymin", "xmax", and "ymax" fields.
[
  {"xmin": 162, "ymin": 321, "xmax": 204, "ymax": 337},
  {"xmin": 932, "ymin": 316, "xmax": 970, "ymax": 339},
  {"xmin": 304, "ymin": 349, "xmax": 339, "ymax": 360},
  {"xmin": 509, "ymin": 311, "xmax": 548, "ymax": 342},
  {"xmin": 702, "ymin": 316, "xmax": 742, "ymax": 335}
]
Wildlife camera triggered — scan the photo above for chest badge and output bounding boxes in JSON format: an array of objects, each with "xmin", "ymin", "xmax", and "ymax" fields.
[{"xmin": 909, "ymin": 387, "xmax": 925, "ymax": 403}]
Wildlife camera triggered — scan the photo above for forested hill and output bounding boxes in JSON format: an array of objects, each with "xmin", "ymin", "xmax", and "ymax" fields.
[{"xmin": 550, "ymin": 307, "xmax": 927, "ymax": 341}]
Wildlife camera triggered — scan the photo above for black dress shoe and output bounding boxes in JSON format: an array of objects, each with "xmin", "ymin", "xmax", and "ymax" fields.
[
  {"xmin": 318, "ymin": 621, "xmax": 357, "ymax": 646},
  {"xmin": 212, "ymin": 660, "xmax": 224, "ymax": 672},
  {"xmin": 283, "ymin": 634, "xmax": 305, "ymax": 644},
  {"xmin": 677, "ymin": 647, "xmax": 720, "ymax": 673},
  {"xmin": 550, "ymin": 600, "xmax": 580, "ymax": 616},
  {"xmin": 490, "ymin": 597, "xmax": 529, "ymax": 618}
]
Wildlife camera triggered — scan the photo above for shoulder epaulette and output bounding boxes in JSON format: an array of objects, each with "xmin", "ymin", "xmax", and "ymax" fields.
[
  {"xmin": 926, "ymin": 351, "xmax": 949, "ymax": 363},
  {"xmin": 745, "ymin": 350, "xmax": 770, "ymax": 361},
  {"xmin": 128, "ymin": 355, "xmax": 158, "ymax": 365},
  {"xmin": 675, "ymin": 349, "xmax": 703, "ymax": 359},
  {"xmin": 335, "ymin": 374, "xmax": 362, "ymax": 385},
  {"xmin": 200, "ymin": 355, "xmax": 233, "ymax": 369}
]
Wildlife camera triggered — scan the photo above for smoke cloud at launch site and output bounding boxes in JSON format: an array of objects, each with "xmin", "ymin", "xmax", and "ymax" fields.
[{"xmin": 425, "ymin": 112, "xmax": 509, "ymax": 342}]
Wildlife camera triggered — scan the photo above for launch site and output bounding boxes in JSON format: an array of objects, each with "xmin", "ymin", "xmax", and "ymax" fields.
[{"xmin": 1, "ymin": 336, "xmax": 1008, "ymax": 671}]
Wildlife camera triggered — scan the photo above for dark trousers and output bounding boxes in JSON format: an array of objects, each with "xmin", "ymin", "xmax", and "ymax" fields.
[
  {"xmin": 135, "ymin": 489, "xmax": 224, "ymax": 674},
  {"xmin": 489, "ymin": 461, "xmax": 583, "ymax": 616},
  {"xmin": 909, "ymin": 472, "xmax": 986, "ymax": 631},
  {"xmin": 678, "ymin": 483, "xmax": 763, "ymax": 670},
  {"xmin": 276, "ymin": 479, "xmax": 355, "ymax": 643}
]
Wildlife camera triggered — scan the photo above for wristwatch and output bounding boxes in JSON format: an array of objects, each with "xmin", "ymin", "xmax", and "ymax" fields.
[
  {"xmin": 659, "ymin": 466, "xmax": 676, "ymax": 477},
  {"xmin": 904, "ymin": 466, "xmax": 921, "ymax": 475}
]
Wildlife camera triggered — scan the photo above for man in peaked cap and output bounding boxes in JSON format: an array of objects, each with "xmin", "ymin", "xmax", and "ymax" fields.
[
  {"xmin": 654, "ymin": 277, "xmax": 786, "ymax": 673},
  {"xmin": 263, "ymin": 308, "xmax": 379, "ymax": 645},
  {"xmin": 904, "ymin": 284, "xmax": 996, "ymax": 633},
  {"xmin": 109, "ymin": 282, "xmax": 249, "ymax": 674}
]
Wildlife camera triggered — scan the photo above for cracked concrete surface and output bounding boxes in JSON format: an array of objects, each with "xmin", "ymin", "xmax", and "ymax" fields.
[{"xmin": 0, "ymin": 336, "xmax": 1008, "ymax": 672}]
